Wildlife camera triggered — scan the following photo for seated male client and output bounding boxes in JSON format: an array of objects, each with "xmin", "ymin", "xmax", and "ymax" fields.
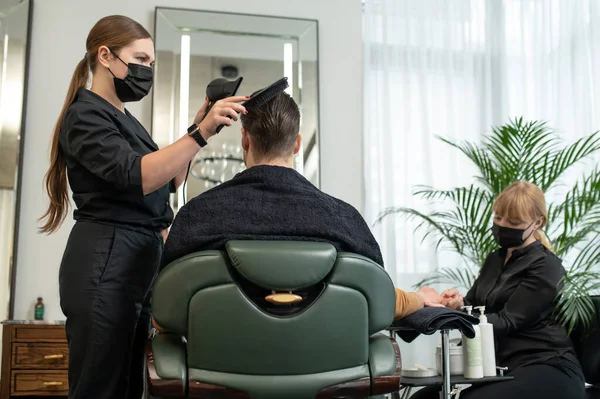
[{"xmin": 157, "ymin": 91, "xmax": 439, "ymax": 324}]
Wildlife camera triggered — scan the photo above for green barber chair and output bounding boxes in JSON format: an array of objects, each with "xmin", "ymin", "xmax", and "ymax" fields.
[{"xmin": 145, "ymin": 241, "xmax": 401, "ymax": 399}]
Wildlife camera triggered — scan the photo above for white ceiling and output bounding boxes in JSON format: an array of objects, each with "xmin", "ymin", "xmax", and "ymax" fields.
[{"xmin": 154, "ymin": 8, "xmax": 318, "ymax": 62}]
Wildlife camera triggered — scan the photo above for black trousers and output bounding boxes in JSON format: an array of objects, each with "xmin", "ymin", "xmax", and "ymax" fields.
[
  {"xmin": 59, "ymin": 221, "xmax": 163, "ymax": 399},
  {"xmin": 409, "ymin": 363, "xmax": 585, "ymax": 399}
]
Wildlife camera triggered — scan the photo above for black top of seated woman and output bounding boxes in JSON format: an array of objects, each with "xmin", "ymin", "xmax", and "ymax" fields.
[
  {"xmin": 160, "ymin": 164, "xmax": 384, "ymax": 270},
  {"xmin": 464, "ymin": 240, "xmax": 582, "ymax": 377},
  {"xmin": 60, "ymin": 88, "xmax": 175, "ymax": 231}
]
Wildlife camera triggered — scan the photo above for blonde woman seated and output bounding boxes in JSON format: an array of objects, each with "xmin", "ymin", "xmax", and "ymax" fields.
[{"xmin": 411, "ymin": 182, "xmax": 585, "ymax": 399}]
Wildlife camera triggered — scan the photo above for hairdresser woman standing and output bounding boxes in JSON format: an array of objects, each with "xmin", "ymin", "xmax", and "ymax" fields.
[{"xmin": 38, "ymin": 15, "xmax": 247, "ymax": 399}]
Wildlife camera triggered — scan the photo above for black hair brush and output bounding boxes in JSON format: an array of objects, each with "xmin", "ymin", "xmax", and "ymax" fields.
[{"xmin": 242, "ymin": 77, "xmax": 289, "ymax": 110}]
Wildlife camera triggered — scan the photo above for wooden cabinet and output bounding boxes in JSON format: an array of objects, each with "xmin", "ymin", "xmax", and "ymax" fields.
[{"xmin": 1, "ymin": 322, "xmax": 68, "ymax": 398}]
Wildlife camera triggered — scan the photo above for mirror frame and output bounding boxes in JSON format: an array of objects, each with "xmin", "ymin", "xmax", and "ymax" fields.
[
  {"xmin": 6, "ymin": 0, "xmax": 34, "ymax": 320},
  {"xmin": 151, "ymin": 6, "xmax": 322, "ymax": 194}
]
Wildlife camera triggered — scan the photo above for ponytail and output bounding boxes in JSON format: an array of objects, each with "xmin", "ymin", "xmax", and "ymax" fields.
[
  {"xmin": 39, "ymin": 58, "xmax": 89, "ymax": 234},
  {"xmin": 535, "ymin": 230, "xmax": 553, "ymax": 251}
]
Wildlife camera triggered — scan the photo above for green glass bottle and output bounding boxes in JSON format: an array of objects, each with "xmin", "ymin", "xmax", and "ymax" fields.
[{"xmin": 34, "ymin": 297, "xmax": 44, "ymax": 320}]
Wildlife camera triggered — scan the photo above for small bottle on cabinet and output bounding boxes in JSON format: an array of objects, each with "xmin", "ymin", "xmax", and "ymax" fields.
[
  {"xmin": 34, "ymin": 297, "xmax": 44, "ymax": 320},
  {"xmin": 474, "ymin": 305, "xmax": 496, "ymax": 376}
]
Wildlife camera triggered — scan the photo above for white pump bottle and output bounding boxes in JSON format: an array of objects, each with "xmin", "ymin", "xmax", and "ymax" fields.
[
  {"xmin": 460, "ymin": 305, "xmax": 484, "ymax": 379},
  {"xmin": 474, "ymin": 306, "xmax": 496, "ymax": 377}
]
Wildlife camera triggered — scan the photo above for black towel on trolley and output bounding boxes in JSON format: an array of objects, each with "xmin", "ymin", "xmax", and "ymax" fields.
[{"xmin": 390, "ymin": 307, "xmax": 480, "ymax": 343}]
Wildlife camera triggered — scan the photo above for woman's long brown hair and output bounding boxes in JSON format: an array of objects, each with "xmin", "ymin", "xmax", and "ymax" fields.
[{"xmin": 39, "ymin": 15, "xmax": 151, "ymax": 234}]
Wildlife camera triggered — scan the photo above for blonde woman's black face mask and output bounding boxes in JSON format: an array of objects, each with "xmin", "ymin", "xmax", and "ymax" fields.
[{"xmin": 491, "ymin": 222, "xmax": 535, "ymax": 249}]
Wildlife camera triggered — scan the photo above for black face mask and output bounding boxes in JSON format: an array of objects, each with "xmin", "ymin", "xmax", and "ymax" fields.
[
  {"xmin": 108, "ymin": 51, "xmax": 153, "ymax": 102},
  {"xmin": 491, "ymin": 222, "xmax": 535, "ymax": 249}
]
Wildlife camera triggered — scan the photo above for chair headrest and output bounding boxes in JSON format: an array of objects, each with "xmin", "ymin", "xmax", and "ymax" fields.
[{"xmin": 225, "ymin": 240, "xmax": 337, "ymax": 291}]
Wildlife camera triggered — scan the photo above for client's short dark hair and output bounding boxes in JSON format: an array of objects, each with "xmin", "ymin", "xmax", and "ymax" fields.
[{"xmin": 240, "ymin": 91, "xmax": 300, "ymax": 160}]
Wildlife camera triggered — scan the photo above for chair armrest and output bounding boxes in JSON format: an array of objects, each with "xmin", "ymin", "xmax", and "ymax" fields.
[
  {"xmin": 369, "ymin": 333, "xmax": 401, "ymax": 395},
  {"xmin": 145, "ymin": 333, "xmax": 188, "ymax": 397}
]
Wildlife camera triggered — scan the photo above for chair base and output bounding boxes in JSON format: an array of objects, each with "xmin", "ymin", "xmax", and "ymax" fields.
[
  {"xmin": 146, "ymin": 335, "xmax": 402, "ymax": 398},
  {"xmin": 317, "ymin": 336, "xmax": 402, "ymax": 398},
  {"xmin": 145, "ymin": 339, "xmax": 187, "ymax": 398}
]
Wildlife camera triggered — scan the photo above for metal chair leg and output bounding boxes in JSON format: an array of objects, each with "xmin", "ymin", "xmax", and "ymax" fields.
[
  {"xmin": 388, "ymin": 329, "xmax": 402, "ymax": 399},
  {"xmin": 441, "ymin": 330, "xmax": 451, "ymax": 399}
]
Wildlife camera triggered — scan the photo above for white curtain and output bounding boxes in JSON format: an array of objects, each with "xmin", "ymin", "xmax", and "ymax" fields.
[{"xmin": 363, "ymin": 0, "xmax": 600, "ymax": 369}]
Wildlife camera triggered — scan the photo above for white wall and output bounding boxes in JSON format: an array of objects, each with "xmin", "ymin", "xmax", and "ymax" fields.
[{"xmin": 13, "ymin": 0, "xmax": 363, "ymax": 320}]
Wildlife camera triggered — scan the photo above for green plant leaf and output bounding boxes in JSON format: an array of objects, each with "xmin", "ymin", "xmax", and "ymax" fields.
[
  {"xmin": 547, "ymin": 169, "xmax": 600, "ymax": 256},
  {"xmin": 378, "ymin": 185, "xmax": 498, "ymax": 267},
  {"xmin": 556, "ymin": 270, "xmax": 600, "ymax": 334},
  {"xmin": 570, "ymin": 233, "xmax": 600, "ymax": 274},
  {"xmin": 413, "ymin": 266, "xmax": 477, "ymax": 291},
  {"xmin": 541, "ymin": 132, "xmax": 600, "ymax": 191},
  {"xmin": 436, "ymin": 138, "xmax": 504, "ymax": 193},
  {"xmin": 485, "ymin": 119, "xmax": 557, "ymax": 186},
  {"xmin": 375, "ymin": 207, "xmax": 464, "ymax": 254}
]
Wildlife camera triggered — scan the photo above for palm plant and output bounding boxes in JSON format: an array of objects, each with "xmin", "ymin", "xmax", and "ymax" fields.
[{"xmin": 376, "ymin": 117, "xmax": 600, "ymax": 333}]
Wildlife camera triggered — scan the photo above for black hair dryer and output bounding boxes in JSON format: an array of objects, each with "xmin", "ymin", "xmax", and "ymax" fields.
[
  {"xmin": 207, "ymin": 77, "xmax": 243, "ymax": 102},
  {"xmin": 203, "ymin": 77, "xmax": 243, "ymax": 133}
]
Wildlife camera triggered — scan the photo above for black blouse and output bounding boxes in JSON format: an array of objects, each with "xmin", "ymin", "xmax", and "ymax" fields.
[
  {"xmin": 465, "ymin": 240, "xmax": 582, "ymax": 376},
  {"xmin": 59, "ymin": 88, "xmax": 175, "ymax": 231}
]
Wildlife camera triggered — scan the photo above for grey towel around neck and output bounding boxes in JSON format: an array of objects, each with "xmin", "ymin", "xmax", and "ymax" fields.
[{"xmin": 160, "ymin": 165, "xmax": 384, "ymax": 270}]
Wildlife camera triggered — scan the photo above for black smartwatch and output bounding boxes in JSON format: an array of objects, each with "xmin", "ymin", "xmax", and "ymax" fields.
[{"xmin": 187, "ymin": 123, "xmax": 208, "ymax": 147}]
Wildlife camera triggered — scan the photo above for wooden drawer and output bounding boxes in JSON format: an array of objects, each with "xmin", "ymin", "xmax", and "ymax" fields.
[
  {"xmin": 10, "ymin": 370, "xmax": 68, "ymax": 395},
  {"xmin": 12, "ymin": 326, "xmax": 66, "ymax": 342},
  {"xmin": 11, "ymin": 343, "xmax": 69, "ymax": 369}
]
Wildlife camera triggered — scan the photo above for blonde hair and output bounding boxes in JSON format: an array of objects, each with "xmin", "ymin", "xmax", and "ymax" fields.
[{"xmin": 492, "ymin": 181, "xmax": 552, "ymax": 250}]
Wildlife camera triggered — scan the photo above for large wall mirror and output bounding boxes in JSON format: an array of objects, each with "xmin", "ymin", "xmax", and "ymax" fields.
[
  {"xmin": 0, "ymin": 0, "xmax": 31, "ymax": 322},
  {"xmin": 153, "ymin": 8, "xmax": 320, "ymax": 211},
  {"xmin": 0, "ymin": 0, "xmax": 32, "ymax": 370}
]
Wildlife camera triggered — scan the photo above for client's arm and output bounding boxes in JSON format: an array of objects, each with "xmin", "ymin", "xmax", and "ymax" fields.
[
  {"xmin": 152, "ymin": 316, "xmax": 167, "ymax": 333},
  {"xmin": 394, "ymin": 286, "xmax": 443, "ymax": 319},
  {"xmin": 394, "ymin": 289, "xmax": 423, "ymax": 319}
]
